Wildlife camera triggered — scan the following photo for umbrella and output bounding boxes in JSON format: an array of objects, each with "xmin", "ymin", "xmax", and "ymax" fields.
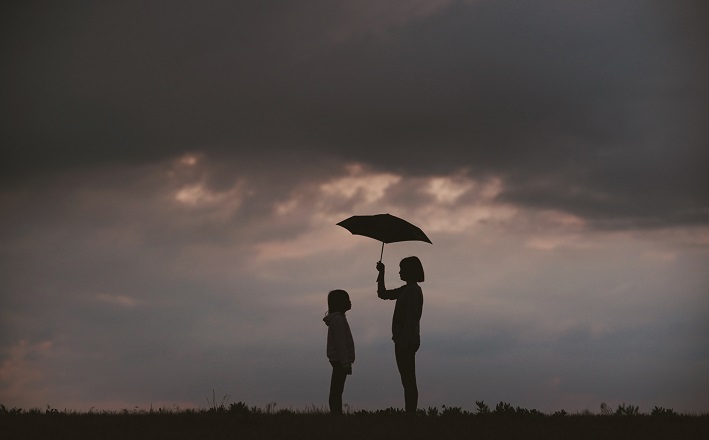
[{"xmin": 336, "ymin": 213, "xmax": 432, "ymax": 262}]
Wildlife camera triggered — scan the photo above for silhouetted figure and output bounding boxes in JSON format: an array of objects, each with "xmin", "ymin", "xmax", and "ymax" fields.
[
  {"xmin": 376, "ymin": 257, "xmax": 424, "ymax": 415},
  {"xmin": 323, "ymin": 289, "xmax": 355, "ymax": 415}
]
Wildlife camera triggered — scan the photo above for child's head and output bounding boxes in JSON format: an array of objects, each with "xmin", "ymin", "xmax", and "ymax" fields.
[
  {"xmin": 328, "ymin": 289, "xmax": 352, "ymax": 314},
  {"xmin": 399, "ymin": 256, "xmax": 425, "ymax": 283}
]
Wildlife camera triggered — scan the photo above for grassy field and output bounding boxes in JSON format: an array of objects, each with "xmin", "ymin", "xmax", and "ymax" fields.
[{"xmin": 2, "ymin": 402, "xmax": 708, "ymax": 440}]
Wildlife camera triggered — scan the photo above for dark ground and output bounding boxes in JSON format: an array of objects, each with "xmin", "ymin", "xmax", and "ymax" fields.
[{"xmin": 2, "ymin": 411, "xmax": 708, "ymax": 440}]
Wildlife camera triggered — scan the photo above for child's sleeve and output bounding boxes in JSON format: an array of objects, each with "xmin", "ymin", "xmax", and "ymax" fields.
[{"xmin": 378, "ymin": 285, "xmax": 402, "ymax": 300}]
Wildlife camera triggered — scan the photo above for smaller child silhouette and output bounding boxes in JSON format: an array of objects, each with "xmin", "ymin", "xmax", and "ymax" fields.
[{"xmin": 323, "ymin": 289, "xmax": 355, "ymax": 415}]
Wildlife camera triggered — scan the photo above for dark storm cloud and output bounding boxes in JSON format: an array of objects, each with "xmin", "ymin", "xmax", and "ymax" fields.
[{"xmin": 2, "ymin": 0, "xmax": 707, "ymax": 227}]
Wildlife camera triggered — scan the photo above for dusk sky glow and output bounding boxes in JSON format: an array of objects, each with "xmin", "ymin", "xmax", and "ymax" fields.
[{"xmin": 1, "ymin": 1, "xmax": 708, "ymax": 413}]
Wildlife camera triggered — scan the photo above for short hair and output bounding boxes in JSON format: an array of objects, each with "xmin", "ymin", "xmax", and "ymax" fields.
[
  {"xmin": 328, "ymin": 289, "xmax": 350, "ymax": 313},
  {"xmin": 400, "ymin": 256, "xmax": 424, "ymax": 282}
]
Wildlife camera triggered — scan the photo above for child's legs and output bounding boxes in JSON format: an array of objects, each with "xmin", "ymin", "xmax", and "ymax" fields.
[
  {"xmin": 395, "ymin": 344, "xmax": 418, "ymax": 413},
  {"xmin": 328, "ymin": 362, "xmax": 347, "ymax": 414}
]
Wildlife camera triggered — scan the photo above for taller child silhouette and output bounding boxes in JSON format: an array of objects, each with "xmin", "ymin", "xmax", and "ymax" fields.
[{"xmin": 376, "ymin": 256, "xmax": 424, "ymax": 414}]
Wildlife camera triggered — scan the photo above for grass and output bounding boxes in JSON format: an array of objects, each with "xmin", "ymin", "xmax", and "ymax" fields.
[{"xmin": 1, "ymin": 402, "xmax": 708, "ymax": 440}]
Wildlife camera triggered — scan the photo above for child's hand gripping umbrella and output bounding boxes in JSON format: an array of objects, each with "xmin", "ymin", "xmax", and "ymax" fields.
[{"xmin": 336, "ymin": 213, "xmax": 432, "ymax": 263}]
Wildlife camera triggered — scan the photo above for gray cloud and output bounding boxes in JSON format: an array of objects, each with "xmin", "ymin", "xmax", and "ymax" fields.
[{"xmin": 2, "ymin": 0, "xmax": 707, "ymax": 228}]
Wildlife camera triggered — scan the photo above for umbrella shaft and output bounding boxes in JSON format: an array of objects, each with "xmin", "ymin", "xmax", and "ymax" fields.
[{"xmin": 379, "ymin": 242, "xmax": 384, "ymax": 262}]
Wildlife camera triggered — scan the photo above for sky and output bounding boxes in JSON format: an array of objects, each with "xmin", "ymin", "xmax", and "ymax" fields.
[{"xmin": 1, "ymin": 0, "xmax": 708, "ymax": 413}]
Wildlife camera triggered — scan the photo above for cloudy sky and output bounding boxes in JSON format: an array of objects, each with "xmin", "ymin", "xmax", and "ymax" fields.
[{"xmin": 1, "ymin": 0, "xmax": 708, "ymax": 413}]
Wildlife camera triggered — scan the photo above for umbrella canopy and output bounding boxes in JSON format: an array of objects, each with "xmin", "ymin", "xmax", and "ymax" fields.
[{"xmin": 337, "ymin": 213, "xmax": 432, "ymax": 261}]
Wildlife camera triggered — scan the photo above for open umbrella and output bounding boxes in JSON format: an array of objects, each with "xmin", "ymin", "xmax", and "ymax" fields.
[{"xmin": 337, "ymin": 213, "xmax": 432, "ymax": 262}]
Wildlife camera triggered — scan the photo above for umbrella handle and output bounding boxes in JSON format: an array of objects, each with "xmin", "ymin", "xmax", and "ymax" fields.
[{"xmin": 377, "ymin": 241, "xmax": 385, "ymax": 282}]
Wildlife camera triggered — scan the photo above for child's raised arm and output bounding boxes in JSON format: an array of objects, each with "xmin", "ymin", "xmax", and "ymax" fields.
[{"xmin": 377, "ymin": 262, "xmax": 400, "ymax": 300}]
